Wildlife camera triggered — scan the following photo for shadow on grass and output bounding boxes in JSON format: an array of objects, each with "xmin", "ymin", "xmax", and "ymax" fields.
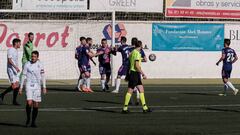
[
  {"xmin": 83, "ymin": 108, "xmax": 119, "ymax": 113},
  {"xmin": 182, "ymin": 93, "xmax": 217, "ymax": 96},
  {"xmin": 0, "ymin": 122, "xmax": 25, "ymax": 127},
  {"xmin": 205, "ymin": 107, "xmax": 240, "ymax": 113},
  {"xmin": 84, "ymin": 100, "xmax": 121, "ymax": 105},
  {"xmin": 47, "ymin": 87, "xmax": 76, "ymax": 92},
  {"xmin": 46, "ymin": 86, "xmax": 110, "ymax": 93}
]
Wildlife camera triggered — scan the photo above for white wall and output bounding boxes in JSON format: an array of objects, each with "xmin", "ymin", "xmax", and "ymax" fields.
[{"xmin": 0, "ymin": 20, "xmax": 239, "ymax": 80}]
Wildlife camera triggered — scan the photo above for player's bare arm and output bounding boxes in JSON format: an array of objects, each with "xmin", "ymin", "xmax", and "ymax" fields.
[
  {"xmin": 88, "ymin": 50, "xmax": 96, "ymax": 65},
  {"xmin": 216, "ymin": 53, "xmax": 225, "ymax": 66},
  {"xmin": 41, "ymin": 68, "xmax": 47, "ymax": 95},
  {"xmin": 8, "ymin": 58, "xmax": 20, "ymax": 72},
  {"xmin": 135, "ymin": 60, "xmax": 147, "ymax": 79},
  {"xmin": 87, "ymin": 51, "xmax": 98, "ymax": 57},
  {"xmin": 95, "ymin": 51, "xmax": 104, "ymax": 57},
  {"xmin": 232, "ymin": 55, "xmax": 238, "ymax": 64},
  {"xmin": 90, "ymin": 58, "xmax": 96, "ymax": 66},
  {"xmin": 142, "ymin": 56, "xmax": 148, "ymax": 62},
  {"xmin": 19, "ymin": 66, "xmax": 27, "ymax": 95}
]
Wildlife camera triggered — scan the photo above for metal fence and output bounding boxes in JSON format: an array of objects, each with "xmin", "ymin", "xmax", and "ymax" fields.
[{"xmin": 0, "ymin": 0, "xmax": 239, "ymax": 21}]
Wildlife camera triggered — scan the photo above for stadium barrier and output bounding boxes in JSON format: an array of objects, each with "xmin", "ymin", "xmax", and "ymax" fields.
[{"xmin": 1, "ymin": 11, "xmax": 240, "ymax": 80}]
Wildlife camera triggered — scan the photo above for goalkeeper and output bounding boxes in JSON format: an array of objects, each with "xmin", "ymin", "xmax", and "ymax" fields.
[
  {"xmin": 22, "ymin": 32, "xmax": 34, "ymax": 66},
  {"xmin": 20, "ymin": 32, "xmax": 34, "ymax": 82}
]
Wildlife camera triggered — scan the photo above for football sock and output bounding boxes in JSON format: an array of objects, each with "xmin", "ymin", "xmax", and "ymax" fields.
[
  {"xmin": 115, "ymin": 79, "xmax": 121, "ymax": 91},
  {"xmin": 226, "ymin": 81, "xmax": 236, "ymax": 91},
  {"xmin": 77, "ymin": 78, "xmax": 83, "ymax": 89},
  {"xmin": 101, "ymin": 80, "xmax": 106, "ymax": 90},
  {"xmin": 13, "ymin": 88, "xmax": 19, "ymax": 103},
  {"xmin": 86, "ymin": 78, "xmax": 91, "ymax": 89},
  {"xmin": 32, "ymin": 107, "xmax": 38, "ymax": 124},
  {"xmin": 140, "ymin": 93, "xmax": 148, "ymax": 110},
  {"xmin": 123, "ymin": 93, "xmax": 132, "ymax": 111},
  {"xmin": 26, "ymin": 104, "xmax": 32, "ymax": 123}
]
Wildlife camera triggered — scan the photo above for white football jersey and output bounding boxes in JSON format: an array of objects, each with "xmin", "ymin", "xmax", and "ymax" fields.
[
  {"xmin": 7, "ymin": 47, "xmax": 18, "ymax": 70},
  {"xmin": 23, "ymin": 60, "xmax": 45, "ymax": 89}
]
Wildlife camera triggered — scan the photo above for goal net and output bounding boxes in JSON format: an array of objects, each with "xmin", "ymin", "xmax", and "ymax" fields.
[{"xmin": 0, "ymin": 10, "xmax": 116, "ymax": 80}]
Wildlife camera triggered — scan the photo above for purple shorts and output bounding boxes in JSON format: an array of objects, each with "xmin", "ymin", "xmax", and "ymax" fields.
[
  {"xmin": 222, "ymin": 69, "xmax": 231, "ymax": 79},
  {"xmin": 99, "ymin": 63, "xmax": 111, "ymax": 75},
  {"xmin": 79, "ymin": 65, "xmax": 91, "ymax": 73},
  {"xmin": 117, "ymin": 65, "xmax": 128, "ymax": 76}
]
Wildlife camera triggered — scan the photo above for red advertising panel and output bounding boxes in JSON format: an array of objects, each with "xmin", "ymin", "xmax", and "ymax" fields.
[{"xmin": 166, "ymin": 0, "xmax": 240, "ymax": 19}]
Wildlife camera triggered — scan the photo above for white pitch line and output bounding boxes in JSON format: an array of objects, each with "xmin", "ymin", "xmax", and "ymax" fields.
[
  {"xmin": 46, "ymin": 85, "xmax": 223, "ymax": 88},
  {"xmin": 0, "ymin": 104, "xmax": 239, "ymax": 112},
  {"xmin": 46, "ymin": 90, "xmax": 221, "ymax": 94},
  {"xmin": 143, "ymin": 85, "xmax": 223, "ymax": 88},
  {"xmin": 0, "ymin": 109, "xmax": 224, "ymax": 113},
  {"xmin": 92, "ymin": 104, "xmax": 240, "ymax": 109}
]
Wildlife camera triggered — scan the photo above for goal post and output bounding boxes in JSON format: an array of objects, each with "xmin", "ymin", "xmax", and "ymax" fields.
[
  {"xmin": 0, "ymin": 10, "xmax": 116, "ymax": 84},
  {"xmin": 111, "ymin": 11, "xmax": 116, "ymax": 87}
]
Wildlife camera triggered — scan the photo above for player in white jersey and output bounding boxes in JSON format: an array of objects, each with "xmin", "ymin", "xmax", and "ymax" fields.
[
  {"xmin": 19, "ymin": 51, "xmax": 47, "ymax": 128},
  {"xmin": 0, "ymin": 38, "xmax": 21, "ymax": 105}
]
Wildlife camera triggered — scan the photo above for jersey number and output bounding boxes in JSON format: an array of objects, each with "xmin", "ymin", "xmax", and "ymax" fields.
[
  {"xmin": 227, "ymin": 53, "xmax": 234, "ymax": 62},
  {"xmin": 124, "ymin": 50, "xmax": 130, "ymax": 58}
]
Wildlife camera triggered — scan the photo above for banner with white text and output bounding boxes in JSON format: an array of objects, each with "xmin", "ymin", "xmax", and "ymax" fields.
[
  {"xmin": 12, "ymin": 0, "xmax": 87, "ymax": 10},
  {"xmin": 166, "ymin": 0, "xmax": 240, "ymax": 19},
  {"xmin": 152, "ymin": 23, "xmax": 224, "ymax": 51}
]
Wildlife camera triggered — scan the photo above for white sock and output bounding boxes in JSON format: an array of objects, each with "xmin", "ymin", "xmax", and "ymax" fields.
[
  {"xmin": 226, "ymin": 81, "xmax": 236, "ymax": 91},
  {"xmin": 82, "ymin": 77, "xmax": 87, "ymax": 88},
  {"xmin": 77, "ymin": 79, "xmax": 83, "ymax": 88},
  {"xmin": 101, "ymin": 80, "xmax": 106, "ymax": 89},
  {"xmin": 115, "ymin": 78, "xmax": 121, "ymax": 91},
  {"xmin": 136, "ymin": 89, "xmax": 140, "ymax": 100},
  {"xmin": 86, "ymin": 78, "xmax": 91, "ymax": 89}
]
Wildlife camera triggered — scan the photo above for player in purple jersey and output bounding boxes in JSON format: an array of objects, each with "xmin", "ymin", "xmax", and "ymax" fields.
[
  {"xmin": 216, "ymin": 39, "xmax": 238, "ymax": 96},
  {"xmin": 112, "ymin": 37, "xmax": 131, "ymax": 93},
  {"xmin": 86, "ymin": 37, "xmax": 97, "ymax": 66},
  {"xmin": 97, "ymin": 38, "xmax": 116, "ymax": 92},
  {"xmin": 129, "ymin": 38, "xmax": 147, "ymax": 62},
  {"xmin": 75, "ymin": 37, "xmax": 88, "ymax": 92},
  {"xmin": 75, "ymin": 37, "xmax": 98, "ymax": 93}
]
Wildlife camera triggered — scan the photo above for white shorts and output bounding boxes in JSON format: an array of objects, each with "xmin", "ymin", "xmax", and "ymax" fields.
[
  {"xmin": 26, "ymin": 84, "xmax": 42, "ymax": 102},
  {"xmin": 7, "ymin": 68, "xmax": 19, "ymax": 83}
]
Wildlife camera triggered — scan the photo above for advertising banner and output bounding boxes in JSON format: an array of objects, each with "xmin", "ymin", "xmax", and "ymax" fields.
[
  {"xmin": 166, "ymin": 0, "xmax": 240, "ymax": 19},
  {"xmin": 152, "ymin": 23, "xmax": 224, "ymax": 51},
  {"xmin": 225, "ymin": 24, "xmax": 240, "ymax": 51},
  {"xmin": 12, "ymin": 0, "xmax": 87, "ymax": 10},
  {"xmin": 90, "ymin": 0, "xmax": 163, "ymax": 12}
]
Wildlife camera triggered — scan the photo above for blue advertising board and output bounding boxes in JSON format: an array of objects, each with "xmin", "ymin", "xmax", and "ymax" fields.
[{"xmin": 152, "ymin": 23, "xmax": 224, "ymax": 51}]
